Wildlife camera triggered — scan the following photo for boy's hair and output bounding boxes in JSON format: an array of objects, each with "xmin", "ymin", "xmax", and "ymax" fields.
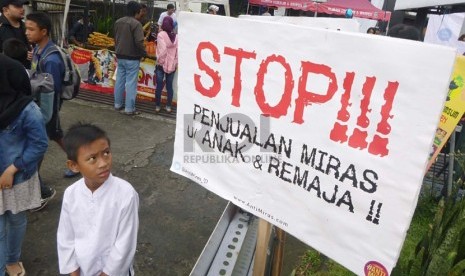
[
  {"xmin": 167, "ymin": 3, "xmax": 174, "ymax": 10},
  {"xmin": 2, "ymin": 38, "xmax": 28, "ymax": 65},
  {"xmin": 63, "ymin": 122, "xmax": 111, "ymax": 162},
  {"xmin": 26, "ymin": 12, "xmax": 52, "ymax": 36},
  {"xmin": 126, "ymin": 1, "xmax": 141, "ymax": 17}
]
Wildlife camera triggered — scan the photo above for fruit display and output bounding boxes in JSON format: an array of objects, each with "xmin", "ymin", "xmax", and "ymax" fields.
[{"xmin": 87, "ymin": 32, "xmax": 115, "ymax": 48}]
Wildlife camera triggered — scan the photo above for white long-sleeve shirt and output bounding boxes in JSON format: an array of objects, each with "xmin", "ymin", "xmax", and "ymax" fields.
[
  {"xmin": 57, "ymin": 174, "xmax": 139, "ymax": 276},
  {"xmin": 157, "ymin": 11, "xmax": 177, "ymax": 26}
]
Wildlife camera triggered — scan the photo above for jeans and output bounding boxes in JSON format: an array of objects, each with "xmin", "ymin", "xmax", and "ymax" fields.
[
  {"xmin": 155, "ymin": 66, "xmax": 176, "ymax": 107},
  {"xmin": 114, "ymin": 59, "xmax": 141, "ymax": 113},
  {"xmin": 0, "ymin": 211, "xmax": 27, "ymax": 275}
]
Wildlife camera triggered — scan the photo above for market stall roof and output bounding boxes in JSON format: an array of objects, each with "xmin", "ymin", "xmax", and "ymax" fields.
[
  {"xmin": 318, "ymin": 0, "xmax": 391, "ymax": 21},
  {"xmin": 395, "ymin": 0, "xmax": 465, "ymax": 10},
  {"xmin": 248, "ymin": 0, "xmax": 391, "ymax": 21}
]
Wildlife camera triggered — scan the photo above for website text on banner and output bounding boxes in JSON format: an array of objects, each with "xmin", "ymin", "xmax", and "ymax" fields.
[
  {"xmin": 427, "ymin": 56, "xmax": 465, "ymax": 171},
  {"xmin": 170, "ymin": 13, "xmax": 456, "ymax": 275}
]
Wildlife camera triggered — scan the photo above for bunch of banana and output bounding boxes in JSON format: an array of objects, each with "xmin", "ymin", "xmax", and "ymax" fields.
[
  {"xmin": 88, "ymin": 32, "xmax": 115, "ymax": 48},
  {"xmin": 143, "ymin": 21, "xmax": 154, "ymax": 39}
]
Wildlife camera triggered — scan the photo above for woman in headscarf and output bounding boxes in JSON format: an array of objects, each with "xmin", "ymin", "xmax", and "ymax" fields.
[
  {"xmin": 155, "ymin": 16, "xmax": 178, "ymax": 113},
  {"xmin": 0, "ymin": 53, "xmax": 48, "ymax": 276}
]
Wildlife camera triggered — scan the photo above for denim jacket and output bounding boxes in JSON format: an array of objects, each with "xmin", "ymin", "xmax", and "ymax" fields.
[{"xmin": 0, "ymin": 102, "xmax": 48, "ymax": 185}]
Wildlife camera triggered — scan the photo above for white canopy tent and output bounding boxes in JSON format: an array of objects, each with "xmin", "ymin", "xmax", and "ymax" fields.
[
  {"xmin": 178, "ymin": 0, "xmax": 230, "ymax": 16},
  {"xmin": 395, "ymin": 0, "xmax": 465, "ymax": 10}
]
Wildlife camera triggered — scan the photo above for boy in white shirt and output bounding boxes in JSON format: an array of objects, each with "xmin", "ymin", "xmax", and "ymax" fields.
[{"xmin": 57, "ymin": 123, "xmax": 139, "ymax": 276}]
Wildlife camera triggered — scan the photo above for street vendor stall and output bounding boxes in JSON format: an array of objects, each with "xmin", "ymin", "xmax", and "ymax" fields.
[
  {"xmin": 60, "ymin": 0, "xmax": 177, "ymax": 105},
  {"xmin": 69, "ymin": 44, "xmax": 177, "ymax": 104}
]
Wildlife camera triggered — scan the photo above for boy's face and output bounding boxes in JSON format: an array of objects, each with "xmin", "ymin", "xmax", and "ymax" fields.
[
  {"xmin": 25, "ymin": 20, "xmax": 47, "ymax": 44},
  {"xmin": 67, "ymin": 138, "xmax": 112, "ymax": 191}
]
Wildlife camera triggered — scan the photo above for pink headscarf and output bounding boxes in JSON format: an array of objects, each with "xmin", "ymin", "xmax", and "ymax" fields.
[{"xmin": 161, "ymin": 16, "xmax": 176, "ymax": 43}]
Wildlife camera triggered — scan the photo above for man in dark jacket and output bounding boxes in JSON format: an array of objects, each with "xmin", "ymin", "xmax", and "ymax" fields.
[
  {"xmin": 68, "ymin": 13, "xmax": 94, "ymax": 47},
  {"xmin": 0, "ymin": 0, "xmax": 31, "ymax": 68},
  {"xmin": 113, "ymin": 1, "xmax": 146, "ymax": 115}
]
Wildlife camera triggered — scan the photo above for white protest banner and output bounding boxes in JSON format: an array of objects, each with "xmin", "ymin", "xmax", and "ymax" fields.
[
  {"xmin": 424, "ymin": 13, "xmax": 465, "ymax": 48},
  {"xmin": 170, "ymin": 13, "xmax": 456, "ymax": 275}
]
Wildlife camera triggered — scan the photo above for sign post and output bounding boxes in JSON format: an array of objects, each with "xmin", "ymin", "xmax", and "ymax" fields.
[
  {"xmin": 253, "ymin": 219, "xmax": 273, "ymax": 276},
  {"xmin": 271, "ymin": 227, "xmax": 286, "ymax": 276}
]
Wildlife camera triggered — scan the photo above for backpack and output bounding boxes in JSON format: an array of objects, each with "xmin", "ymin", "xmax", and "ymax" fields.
[
  {"xmin": 27, "ymin": 69, "xmax": 55, "ymax": 123},
  {"xmin": 39, "ymin": 45, "xmax": 81, "ymax": 100}
]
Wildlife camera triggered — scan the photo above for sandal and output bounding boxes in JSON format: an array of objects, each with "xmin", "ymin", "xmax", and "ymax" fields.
[{"xmin": 6, "ymin": 262, "xmax": 25, "ymax": 276}]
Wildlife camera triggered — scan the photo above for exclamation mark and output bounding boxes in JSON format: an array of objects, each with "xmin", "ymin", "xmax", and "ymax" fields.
[
  {"xmin": 366, "ymin": 200, "xmax": 383, "ymax": 225},
  {"xmin": 348, "ymin": 76, "xmax": 376, "ymax": 149},
  {"xmin": 368, "ymin": 81, "xmax": 399, "ymax": 157},
  {"xmin": 330, "ymin": 72, "xmax": 355, "ymax": 143}
]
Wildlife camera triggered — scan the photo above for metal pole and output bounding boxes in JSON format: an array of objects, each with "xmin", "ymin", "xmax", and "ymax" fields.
[
  {"xmin": 385, "ymin": 18, "xmax": 391, "ymax": 35},
  {"xmin": 447, "ymin": 128, "xmax": 456, "ymax": 197}
]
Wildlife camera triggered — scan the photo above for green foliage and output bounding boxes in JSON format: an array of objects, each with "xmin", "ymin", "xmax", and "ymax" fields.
[
  {"xmin": 96, "ymin": 16, "xmax": 113, "ymax": 36},
  {"xmin": 400, "ymin": 186, "xmax": 465, "ymax": 276},
  {"xmin": 293, "ymin": 249, "xmax": 355, "ymax": 276}
]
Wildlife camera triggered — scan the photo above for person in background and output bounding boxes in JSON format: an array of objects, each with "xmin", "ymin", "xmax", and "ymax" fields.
[
  {"xmin": 57, "ymin": 123, "xmax": 139, "ymax": 276},
  {"xmin": 114, "ymin": 1, "xmax": 146, "ymax": 116},
  {"xmin": 0, "ymin": 0, "xmax": 32, "ymax": 68},
  {"xmin": 208, "ymin": 4, "xmax": 219, "ymax": 15},
  {"xmin": 26, "ymin": 12, "xmax": 69, "ymax": 211},
  {"xmin": 0, "ymin": 53, "xmax": 48, "ymax": 276},
  {"xmin": 367, "ymin": 27, "xmax": 376, "ymax": 34},
  {"xmin": 459, "ymin": 34, "xmax": 465, "ymax": 42},
  {"xmin": 2, "ymin": 37, "xmax": 29, "ymax": 68},
  {"xmin": 68, "ymin": 13, "xmax": 94, "ymax": 47},
  {"xmin": 3, "ymin": 37, "xmax": 54, "ymax": 124},
  {"xmin": 157, "ymin": 3, "xmax": 176, "ymax": 27},
  {"xmin": 261, "ymin": 7, "xmax": 271, "ymax": 16},
  {"xmin": 136, "ymin": 3, "xmax": 148, "ymax": 25},
  {"xmin": 155, "ymin": 16, "xmax": 177, "ymax": 113}
]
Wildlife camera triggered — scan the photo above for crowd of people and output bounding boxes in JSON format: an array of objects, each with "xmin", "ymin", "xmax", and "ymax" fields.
[
  {"xmin": 113, "ymin": 1, "xmax": 178, "ymax": 115},
  {"xmin": 0, "ymin": 0, "xmax": 149, "ymax": 275},
  {"xmin": 0, "ymin": 0, "xmax": 186, "ymax": 273}
]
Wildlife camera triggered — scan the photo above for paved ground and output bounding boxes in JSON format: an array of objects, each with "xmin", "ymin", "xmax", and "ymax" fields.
[{"xmin": 22, "ymin": 99, "xmax": 309, "ymax": 275}]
